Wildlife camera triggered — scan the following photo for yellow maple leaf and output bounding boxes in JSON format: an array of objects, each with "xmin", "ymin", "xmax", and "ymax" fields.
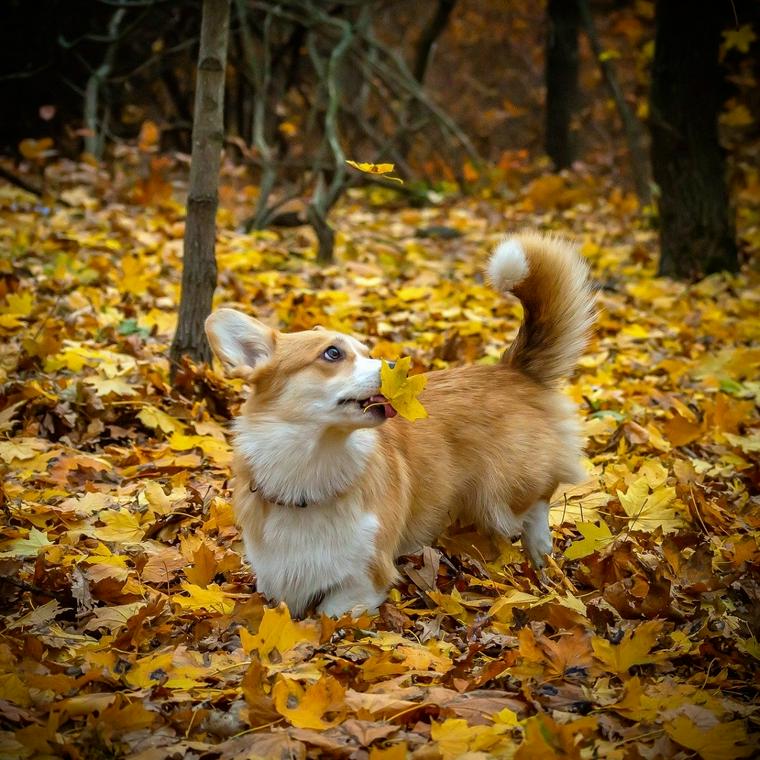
[
  {"xmin": 0, "ymin": 527, "xmax": 52, "ymax": 558},
  {"xmin": 592, "ymin": 620, "xmax": 664, "ymax": 674},
  {"xmin": 0, "ymin": 437, "xmax": 47, "ymax": 464},
  {"xmin": 665, "ymin": 715, "xmax": 754, "ymax": 759},
  {"xmin": 345, "ymin": 160, "xmax": 403, "ymax": 183},
  {"xmin": 0, "ymin": 292, "xmax": 34, "ymax": 318},
  {"xmin": 84, "ymin": 375, "xmax": 137, "ymax": 398},
  {"xmin": 122, "ymin": 254, "xmax": 151, "ymax": 296},
  {"xmin": 93, "ymin": 509, "xmax": 144, "ymax": 544},
  {"xmin": 18, "ymin": 137, "xmax": 53, "ymax": 160},
  {"xmin": 83, "ymin": 602, "xmax": 148, "ymax": 633},
  {"xmin": 564, "ymin": 521, "xmax": 614, "ymax": 560},
  {"xmin": 272, "ymin": 675, "xmax": 346, "ymax": 729},
  {"xmin": 168, "ymin": 431, "xmax": 232, "ymax": 465},
  {"xmin": 617, "ymin": 477, "xmax": 684, "ymax": 533},
  {"xmin": 721, "ymin": 103, "xmax": 753, "ymax": 128},
  {"xmin": 379, "ymin": 357, "xmax": 428, "ymax": 421},
  {"xmin": 240, "ymin": 603, "xmax": 319, "ymax": 661},
  {"xmin": 431, "ymin": 718, "xmax": 509, "ymax": 760},
  {"xmin": 124, "ymin": 651, "xmax": 174, "ymax": 688},
  {"xmin": 172, "ymin": 582, "xmax": 235, "ymax": 615},
  {"xmin": 137, "ymin": 405, "xmax": 184, "ymax": 435},
  {"xmin": 722, "ymin": 25, "xmax": 757, "ymax": 54}
]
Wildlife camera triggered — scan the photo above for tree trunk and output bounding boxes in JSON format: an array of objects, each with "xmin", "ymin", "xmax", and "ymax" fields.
[
  {"xmin": 413, "ymin": 0, "xmax": 456, "ymax": 84},
  {"xmin": 545, "ymin": 0, "xmax": 580, "ymax": 170},
  {"xmin": 650, "ymin": 0, "xmax": 737, "ymax": 279},
  {"xmin": 579, "ymin": 0, "xmax": 651, "ymax": 206},
  {"xmin": 170, "ymin": 0, "xmax": 230, "ymax": 375}
]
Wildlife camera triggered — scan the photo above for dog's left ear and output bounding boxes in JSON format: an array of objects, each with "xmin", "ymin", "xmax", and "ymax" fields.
[{"xmin": 205, "ymin": 308, "xmax": 276, "ymax": 379}]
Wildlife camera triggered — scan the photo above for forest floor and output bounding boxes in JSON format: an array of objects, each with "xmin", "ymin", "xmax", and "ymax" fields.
[{"xmin": 0, "ymin": 157, "xmax": 758, "ymax": 759}]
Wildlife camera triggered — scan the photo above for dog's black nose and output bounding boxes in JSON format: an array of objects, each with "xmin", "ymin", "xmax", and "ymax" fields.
[{"xmin": 387, "ymin": 361, "xmax": 396, "ymax": 369}]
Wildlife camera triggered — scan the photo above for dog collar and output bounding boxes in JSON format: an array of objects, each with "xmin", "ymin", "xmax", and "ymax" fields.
[{"xmin": 249, "ymin": 480, "xmax": 309, "ymax": 509}]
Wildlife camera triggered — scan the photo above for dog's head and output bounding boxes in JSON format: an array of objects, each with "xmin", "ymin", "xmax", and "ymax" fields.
[{"xmin": 205, "ymin": 308, "xmax": 394, "ymax": 429}]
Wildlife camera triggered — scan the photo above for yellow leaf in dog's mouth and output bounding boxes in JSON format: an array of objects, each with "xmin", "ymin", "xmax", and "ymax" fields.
[{"xmin": 379, "ymin": 357, "xmax": 428, "ymax": 421}]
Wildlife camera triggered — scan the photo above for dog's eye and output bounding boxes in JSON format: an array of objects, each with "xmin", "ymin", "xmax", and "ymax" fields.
[{"xmin": 322, "ymin": 345, "xmax": 343, "ymax": 362}]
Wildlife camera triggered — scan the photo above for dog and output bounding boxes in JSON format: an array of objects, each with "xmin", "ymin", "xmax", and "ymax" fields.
[{"xmin": 205, "ymin": 232, "xmax": 595, "ymax": 617}]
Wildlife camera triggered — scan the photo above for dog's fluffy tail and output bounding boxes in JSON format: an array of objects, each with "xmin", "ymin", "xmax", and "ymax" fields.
[{"xmin": 488, "ymin": 232, "xmax": 595, "ymax": 386}]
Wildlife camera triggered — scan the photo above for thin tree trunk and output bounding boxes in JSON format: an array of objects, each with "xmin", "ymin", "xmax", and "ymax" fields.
[
  {"xmin": 650, "ymin": 0, "xmax": 737, "ymax": 278},
  {"xmin": 545, "ymin": 0, "xmax": 580, "ymax": 170},
  {"xmin": 84, "ymin": 8, "xmax": 126, "ymax": 159},
  {"xmin": 579, "ymin": 0, "xmax": 651, "ymax": 205},
  {"xmin": 413, "ymin": 0, "xmax": 456, "ymax": 84},
  {"xmin": 170, "ymin": 0, "xmax": 230, "ymax": 374}
]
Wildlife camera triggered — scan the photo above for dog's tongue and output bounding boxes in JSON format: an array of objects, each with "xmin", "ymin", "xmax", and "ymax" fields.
[{"xmin": 369, "ymin": 394, "xmax": 397, "ymax": 418}]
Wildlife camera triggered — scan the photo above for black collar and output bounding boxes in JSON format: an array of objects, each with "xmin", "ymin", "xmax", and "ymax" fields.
[{"xmin": 249, "ymin": 480, "xmax": 309, "ymax": 509}]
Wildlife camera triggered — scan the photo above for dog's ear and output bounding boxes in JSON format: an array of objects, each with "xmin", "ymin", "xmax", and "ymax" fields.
[{"xmin": 205, "ymin": 308, "xmax": 276, "ymax": 378}]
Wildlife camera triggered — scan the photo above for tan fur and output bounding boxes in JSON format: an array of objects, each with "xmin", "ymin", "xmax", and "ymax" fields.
[{"xmin": 206, "ymin": 233, "xmax": 595, "ymax": 615}]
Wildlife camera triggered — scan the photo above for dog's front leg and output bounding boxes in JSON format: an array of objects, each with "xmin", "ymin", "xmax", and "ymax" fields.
[
  {"xmin": 520, "ymin": 499, "xmax": 553, "ymax": 568},
  {"xmin": 317, "ymin": 573, "xmax": 387, "ymax": 618}
]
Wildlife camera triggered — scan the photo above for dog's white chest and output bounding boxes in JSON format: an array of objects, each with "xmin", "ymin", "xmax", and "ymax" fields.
[{"xmin": 244, "ymin": 501, "xmax": 379, "ymax": 616}]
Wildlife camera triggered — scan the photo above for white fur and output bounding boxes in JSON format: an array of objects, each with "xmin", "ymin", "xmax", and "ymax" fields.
[
  {"xmin": 235, "ymin": 422, "xmax": 377, "ymax": 505},
  {"xmin": 521, "ymin": 499, "xmax": 553, "ymax": 568},
  {"xmin": 488, "ymin": 239, "xmax": 529, "ymax": 291},
  {"xmin": 244, "ymin": 500, "xmax": 380, "ymax": 617}
]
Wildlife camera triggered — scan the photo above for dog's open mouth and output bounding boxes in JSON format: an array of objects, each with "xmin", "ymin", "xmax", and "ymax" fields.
[{"xmin": 339, "ymin": 394, "xmax": 397, "ymax": 419}]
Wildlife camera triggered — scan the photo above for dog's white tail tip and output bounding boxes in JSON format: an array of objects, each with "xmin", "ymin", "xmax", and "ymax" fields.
[{"xmin": 488, "ymin": 238, "xmax": 529, "ymax": 292}]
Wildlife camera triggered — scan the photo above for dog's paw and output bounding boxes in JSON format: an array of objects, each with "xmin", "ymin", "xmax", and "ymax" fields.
[{"xmin": 521, "ymin": 523, "xmax": 553, "ymax": 569}]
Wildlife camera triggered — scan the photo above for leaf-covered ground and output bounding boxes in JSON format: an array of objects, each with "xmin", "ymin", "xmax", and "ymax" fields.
[{"xmin": 0, "ymin": 160, "xmax": 759, "ymax": 759}]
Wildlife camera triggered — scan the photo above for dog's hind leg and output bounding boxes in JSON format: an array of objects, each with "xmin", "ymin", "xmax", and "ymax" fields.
[{"xmin": 520, "ymin": 499, "xmax": 553, "ymax": 568}]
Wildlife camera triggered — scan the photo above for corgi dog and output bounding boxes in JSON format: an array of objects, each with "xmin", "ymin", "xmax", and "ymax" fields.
[{"xmin": 205, "ymin": 233, "xmax": 595, "ymax": 617}]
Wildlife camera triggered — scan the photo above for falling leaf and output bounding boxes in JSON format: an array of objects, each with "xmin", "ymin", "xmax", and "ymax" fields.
[
  {"xmin": 721, "ymin": 25, "xmax": 756, "ymax": 54},
  {"xmin": 346, "ymin": 160, "xmax": 403, "ymax": 183}
]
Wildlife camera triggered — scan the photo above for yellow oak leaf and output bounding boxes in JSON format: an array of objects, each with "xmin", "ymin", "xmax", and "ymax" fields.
[
  {"xmin": 345, "ymin": 160, "xmax": 403, "ymax": 183},
  {"xmin": 564, "ymin": 520, "xmax": 614, "ymax": 560},
  {"xmin": 272, "ymin": 675, "xmax": 346, "ymax": 729},
  {"xmin": 592, "ymin": 620, "xmax": 664, "ymax": 674},
  {"xmin": 379, "ymin": 357, "xmax": 428, "ymax": 421},
  {"xmin": 665, "ymin": 715, "xmax": 754, "ymax": 759}
]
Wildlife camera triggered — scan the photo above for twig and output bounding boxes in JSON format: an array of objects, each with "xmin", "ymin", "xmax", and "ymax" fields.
[{"xmin": 578, "ymin": 0, "xmax": 651, "ymax": 205}]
